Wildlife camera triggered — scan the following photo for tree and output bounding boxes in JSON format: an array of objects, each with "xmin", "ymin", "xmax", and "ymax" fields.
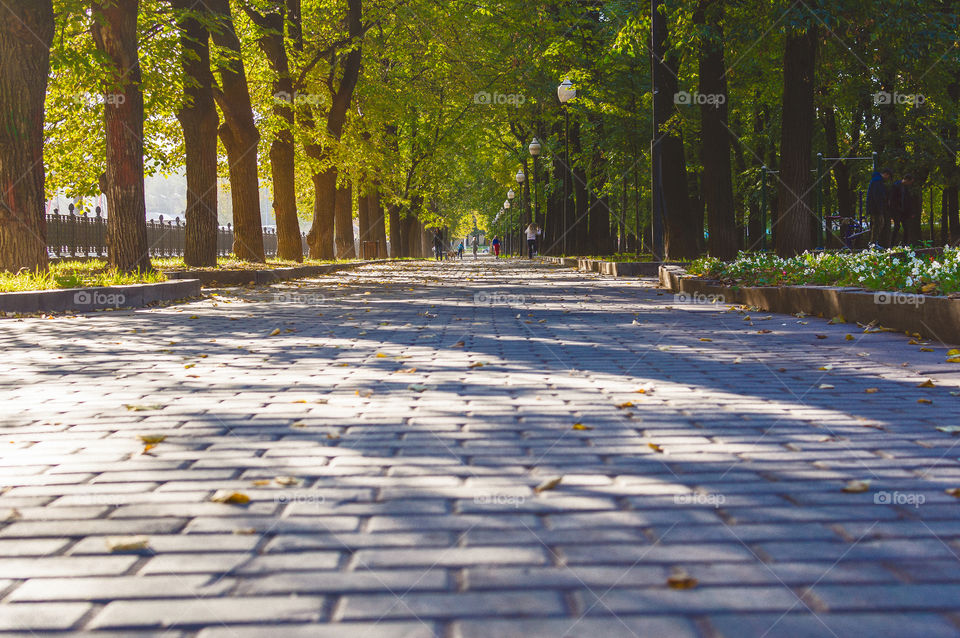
[
  {"xmin": 775, "ymin": 26, "xmax": 817, "ymax": 257},
  {"xmin": 171, "ymin": 0, "xmax": 218, "ymax": 267},
  {"xmin": 209, "ymin": 0, "xmax": 265, "ymax": 262},
  {"xmin": 91, "ymin": 0, "xmax": 151, "ymax": 273},
  {"xmin": 0, "ymin": 0, "xmax": 54, "ymax": 272}
]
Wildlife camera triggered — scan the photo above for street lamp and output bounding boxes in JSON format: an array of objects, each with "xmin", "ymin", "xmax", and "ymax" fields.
[
  {"xmin": 503, "ymin": 199, "xmax": 510, "ymax": 209},
  {"xmin": 507, "ymin": 188, "xmax": 515, "ymax": 200},
  {"xmin": 528, "ymin": 138, "xmax": 541, "ymax": 234},
  {"xmin": 558, "ymin": 79, "xmax": 575, "ymax": 256}
]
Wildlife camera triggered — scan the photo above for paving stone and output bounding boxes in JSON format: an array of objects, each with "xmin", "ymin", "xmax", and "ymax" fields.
[
  {"xmin": 90, "ymin": 596, "xmax": 327, "ymax": 629},
  {"xmin": 0, "ymin": 603, "xmax": 91, "ymax": 631}
]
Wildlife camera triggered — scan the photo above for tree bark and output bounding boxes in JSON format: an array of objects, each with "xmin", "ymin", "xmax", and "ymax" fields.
[
  {"xmin": 0, "ymin": 0, "xmax": 53, "ymax": 272},
  {"xmin": 305, "ymin": 0, "xmax": 363, "ymax": 259},
  {"xmin": 335, "ymin": 182, "xmax": 355, "ymax": 258},
  {"xmin": 388, "ymin": 202, "xmax": 402, "ymax": 257},
  {"xmin": 696, "ymin": 0, "xmax": 738, "ymax": 259},
  {"xmin": 357, "ymin": 185, "xmax": 370, "ymax": 248},
  {"xmin": 91, "ymin": 0, "xmax": 151, "ymax": 273},
  {"xmin": 368, "ymin": 186, "xmax": 387, "ymax": 258},
  {"xmin": 208, "ymin": 0, "xmax": 264, "ymax": 262},
  {"xmin": 244, "ymin": 5, "xmax": 301, "ymax": 261},
  {"xmin": 775, "ymin": 27, "xmax": 817, "ymax": 257},
  {"xmin": 171, "ymin": 0, "xmax": 218, "ymax": 267}
]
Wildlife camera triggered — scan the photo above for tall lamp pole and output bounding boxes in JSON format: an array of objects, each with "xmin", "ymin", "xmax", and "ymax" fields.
[
  {"xmin": 515, "ymin": 168, "xmax": 525, "ymax": 258},
  {"xmin": 650, "ymin": 0, "xmax": 666, "ymax": 261},
  {"xmin": 529, "ymin": 138, "xmax": 541, "ymax": 234},
  {"xmin": 558, "ymin": 79, "xmax": 575, "ymax": 256}
]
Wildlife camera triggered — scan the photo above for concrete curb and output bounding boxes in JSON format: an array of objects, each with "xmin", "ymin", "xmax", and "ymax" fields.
[
  {"xmin": 163, "ymin": 259, "xmax": 396, "ymax": 287},
  {"xmin": 659, "ymin": 265, "xmax": 960, "ymax": 345},
  {"xmin": 0, "ymin": 279, "xmax": 201, "ymax": 314},
  {"xmin": 542, "ymin": 256, "xmax": 683, "ymax": 277}
]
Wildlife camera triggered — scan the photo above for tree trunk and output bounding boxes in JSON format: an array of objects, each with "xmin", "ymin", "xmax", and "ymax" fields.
[
  {"xmin": 244, "ymin": 6, "xmax": 301, "ymax": 261},
  {"xmin": 91, "ymin": 0, "xmax": 151, "ymax": 273},
  {"xmin": 369, "ymin": 187, "xmax": 387, "ymax": 257},
  {"xmin": 305, "ymin": 0, "xmax": 362, "ymax": 260},
  {"xmin": 775, "ymin": 27, "xmax": 817, "ymax": 257},
  {"xmin": 696, "ymin": 0, "xmax": 738, "ymax": 259},
  {"xmin": 652, "ymin": 3, "xmax": 699, "ymax": 260},
  {"xmin": 208, "ymin": 0, "xmax": 264, "ymax": 262},
  {"xmin": 357, "ymin": 186, "xmax": 370, "ymax": 249},
  {"xmin": 0, "ymin": 0, "xmax": 53, "ymax": 273},
  {"xmin": 335, "ymin": 182, "xmax": 355, "ymax": 258},
  {"xmin": 171, "ymin": 0, "xmax": 218, "ymax": 267},
  {"xmin": 388, "ymin": 202, "xmax": 402, "ymax": 257}
]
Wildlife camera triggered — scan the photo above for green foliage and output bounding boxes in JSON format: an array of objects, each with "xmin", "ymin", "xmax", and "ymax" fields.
[{"xmin": 0, "ymin": 260, "xmax": 165, "ymax": 292}]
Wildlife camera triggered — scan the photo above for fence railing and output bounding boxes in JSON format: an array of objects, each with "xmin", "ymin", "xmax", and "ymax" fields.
[{"xmin": 46, "ymin": 208, "xmax": 307, "ymax": 259}]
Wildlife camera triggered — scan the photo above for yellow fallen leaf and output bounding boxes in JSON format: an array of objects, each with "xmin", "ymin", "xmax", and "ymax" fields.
[
  {"xmin": 918, "ymin": 398, "xmax": 933, "ymax": 404},
  {"xmin": 648, "ymin": 443, "xmax": 664, "ymax": 453},
  {"xmin": 948, "ymin": 357, "xmax": 960, "ymax": 364},
  {"xmin": 450, "ymin": 341, "xmax": 465, "ymax": 348},
  {"xmin": 947, "ymin": 349, "xmax": 960, "ymax": 357},
  {"xmin": 211, "ymin": 490, "xmax": 250, "ymax": 505},
  {"xmin": 908, "ymin": 339, "xmax": 920, "ymax": 345},
  {"xmin": 758, "ymin": 329, "xmax": 773, "ymax": 334},
  {"xmin": 184, "ymin": 363, "xmax": 195, "ymax": 369},
  {"xmin": 375, "ymin": 353, "xmax": 388, "ymax": 358},
  {"xmin": 699, "ymin": 338, "xmax": 712, "ymax": 342},
  {"xmin": 946, "ymin": 488, "xmax": 960, "ymax": 498},
  {"xmin": 125, "ymin": 404, "xmax": 163, "ymax": 412},
  {"xmin": 468, "ymin": 362, "xmax": 485, "ymax": 368},
  {"xmin": 921, "ymin": 283, "xmax": 938, "ymax": 294},
  {"xmin": 572, "ymin": 423, "xmax": 593, "ymax": 431},
  {"xmin": 326, "ymin": 432, "xmax": 340, "ymax": 439},
  {"xmin": 356, "ymin": 389, "xmax": 373, "ymax": 397},
  {"xmin": 667, "ymin": 568, "xmax": 698, "ymax": 590},
  {"xmin": 819, "ymin": 364, "xmax": 834, "ymax": 371},
  {"xmin": 865, "ymin": 388, "xmax": 879, "ymax": 394},
  {"xmin": 138, "ymin": 434, "xmax": 166, "ymax": 444},
  {"xmin": 920, "ymin": 348, "xmax": 934, "ymax": 352},
  {"xmin": 274, "ymin": 476, "xmax": 299, "ymax": 486},
  {"xmin": 918, "ymin": 380, "xmax": 936, "ymax": 388},
  {"xmin": 268, "ymin": 328, "xmax": 281, "ymax": 336},
  {"xmin": 617, "ymin": 402, "xmax": 634, "ymax": 409},
  {"xmin": 106, "ymin": 536, "xmax": 150, "ymax": 552},
  {"xmin": 291, "ymin": 399, "xmax": 307, "ymax": 403},
  {"xmin": 845, "ymin": 334, "xmax": 854, "ymax": 341},
  {"xmin": 535, "ymin": 477, "xmax": 562, "ymax": 493},
  {"xmin": 234, "ymin": 528, "xmax": 258, "ymax": 535},
  {"xmin": 829, "ymin": 315, "xmax": 845, "ymax": 324},
  {"xmin": 251, "ymin": 479, "xmax": 271, "ymax": 486},
  {"xmin": 842, "ymin": 480, "xmax": 871, "ymax": 493}
]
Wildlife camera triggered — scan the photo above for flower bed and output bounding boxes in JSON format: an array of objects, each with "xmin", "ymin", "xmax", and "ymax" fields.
[{"xmin": 689, "ymin": 248, "xmax": 960, "ymax": 295}]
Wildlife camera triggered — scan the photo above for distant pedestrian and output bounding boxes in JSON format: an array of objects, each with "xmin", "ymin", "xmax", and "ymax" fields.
[
  {"xmin": 888, "ymin": 174, "xmax": 916, "ymax": 246},
  {"xmin": 457, "ymin": 241, "xmax": 464, "ymax": 259},
  {"xmin": 491, "ymin": 236, "xmax": 501, "ymax": 258},
  {"xmin": 525, "ymin": 223, "xmax": 540, "ymax": 259},
  {"xmin": 866, "ymin": 168, "xmax": 892, "ymax": 247},
  {"xmin": 472, "ymin": 238, "xmax": 479, "ymax": 259}
]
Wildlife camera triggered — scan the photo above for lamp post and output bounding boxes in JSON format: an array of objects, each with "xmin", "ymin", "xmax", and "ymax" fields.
[
  {"xmin": 558, "ymin": 79, "xmax": 575, "ymax": 256},
  {"xmin": 528, "ymin": 138, "xmax": 541, "ymax": 235},
  {"xmin": 515, "ymin": 169, "xmax": 525, "ymax": 257}
]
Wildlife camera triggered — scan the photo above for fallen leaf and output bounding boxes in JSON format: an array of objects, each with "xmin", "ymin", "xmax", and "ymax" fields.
[
  {"xmin": 815, "ymin": 334, "xmax": 828, "ymax": 339},
  {"xmin": 184, "ymin": 364, "xmax": 195, "ymax": 369},
  {"xmin": 408, "ymin": 384, "xmax": 428, "ymax": 392},
  {"xmin": 733, "ymin": 356, "xmax": 743, "ymax": 364},
  {"xmin": 106, "ymin": 536, "xmax": 150, "ymax": 552},
  {"xmin": 648, "ymin": 442, "xmax": 664, "ymax": 453},
  {"xmin": 572, "ymin": 423, "xmax": 593, "ymax": 431},
  {"xmin": 948, "ymin": 357, "xmax": 960, "ymax": 364},
  {"xmin": 946, "ymin": 488, "xmax": 960, "ymax": 498},
  {"xmin": 233, "ymin": 528, "xmax": 258, "ymax": 535},
  {"xmin": 947, "ymin": 349, "xmax": 960, "ymax": 357},
  {"xmin": 138, "ymin": 434, "xmax": 166, "ymax": 444},
  {"xmin": 125, "ymin": 404, "xmax": 163, "ymax": 412},
  {"xmin": 450, "ymin": 341, "xmax": 465, "ymax": 348},
  {"xmin": 758, "ymin": 329, "xmax": 772, "ymax": 334},
  {"xmin": 845, "ymin": 334, "xmax": 855, "ymax": 341},
  {"xmin": 921, "ymin": 282, "xmax": 938, "ymax": 294},
  {"xmin": 842, "ymin": 480, "xmax": 871, "ymax": 493},
  {"xmin": 819, "ymin": 364, "xmax": 834, "ymax": 371},
  {"xmin": 920, "ymin": 348, "xmax": 934, "ymax": 352},
  {"xmin": 936, "ymin": 426, "xmax": 960, "ymax": 435},
  {"xmin": 326, "ymin": 432, "xmax": 340, "ymax": 440},
  {"xmin": 375, "ymin": 353, "xmax": 388, "ymax": 358},
  {"xmin": 917, "ymin": 379, "xmax": 936, "ymax": 388},
  {"xmin": 667, "ymin": 568, "xmax": 699, "ymax": 590},
  {"xmin": 211, "ymin": 490, "xmax": 250, "ymax": 505},
  {"xmin": 918, "ymin": 398, "xmax": 933, "ymax": 404},
  {"xmin": 274, "ymin": 476, "xmax": 299, "ymax": 486},
  {"xmin": 468, "ymin": 362, "xmax": 485, "ymax": 368},
  {"xmin": 292, "ymin": 399, "xmax": 307, "ymax": 404},
  {"xmin": 865, "ymin": 388, "xmax": 879, "ymax": 394},
  {"xmin": 535, "ymin": 477, "xmax": 562, "ymax": 493},
  {"xmin": 819, "ymin": 384, "xmax": 835, "ymax": 390},
  {"xmin": 356, "ymin": 389, "xmax": 373, "ymax": 398},
  {"xmin": 617, "ymin": 402, "xmax": 634, "ymax": 409},
  {"xmin": 268, "ymin": 328, "xmax": 281, "ymax": 336},
  {"xmin": 699, "ymin": 338, "xmax": 712, "ymax": 342},
  {"xmin": 829, "ymin": 315, "xmax": 845, "ymax": 324},
  {"xmin": 251, "ymin": 479, "xmax": 271, "ymax": 486}
]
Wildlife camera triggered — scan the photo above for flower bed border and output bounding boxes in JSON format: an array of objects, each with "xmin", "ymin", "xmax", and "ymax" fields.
[
  {"xmin": 659, "ymin": 265, "xmax": 960, "ymax": 345},
  {"xmin": 0, "ymin": 279, "xmax": 201, "ymax": 314},
  {"xmin": 542, "ymin": 256, "xmax": 684, "ymax": 277},
  {"xmin": 162, "ymin": 258, "xmax": 397, "ymax": 287}
]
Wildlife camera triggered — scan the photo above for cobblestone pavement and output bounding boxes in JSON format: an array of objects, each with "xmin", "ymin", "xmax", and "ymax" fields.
[{"xmin": 2, "ymin": 256, "xmax": 960, "ymax": 637}]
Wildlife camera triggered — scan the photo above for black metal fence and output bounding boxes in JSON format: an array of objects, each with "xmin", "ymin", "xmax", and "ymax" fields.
[{"xmin": 46, "ymin": 207, "xmax": 307, "ymax": 259}]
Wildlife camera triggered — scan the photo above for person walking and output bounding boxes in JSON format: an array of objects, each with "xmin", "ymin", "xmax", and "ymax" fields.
[
  {"xmin": 472, "ymin": 237, "xmax": 479, "ymax": 259},
  {"xmin": 888, "ymin": 174, "xmax": 915, "ymax": 246},
  {"xmin": 457, "ymin": 241, "xmax": 464, "ymax": 259},
  {"xmin": 525, "ymin": 223, "xmax": 540, "ymax": 259},
  {"xmin": 866, "ymin": 168, "xmax": 891, "ymax": 247},
  {"xmin": 491, "ymin": 236, "xmax": 501, "ymax": 258}
]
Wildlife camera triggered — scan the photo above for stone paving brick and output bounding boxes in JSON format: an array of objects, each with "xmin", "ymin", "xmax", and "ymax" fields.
[{"xmin": 3, "ymin": 259, "xmax": 960, "ymax": 634}]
